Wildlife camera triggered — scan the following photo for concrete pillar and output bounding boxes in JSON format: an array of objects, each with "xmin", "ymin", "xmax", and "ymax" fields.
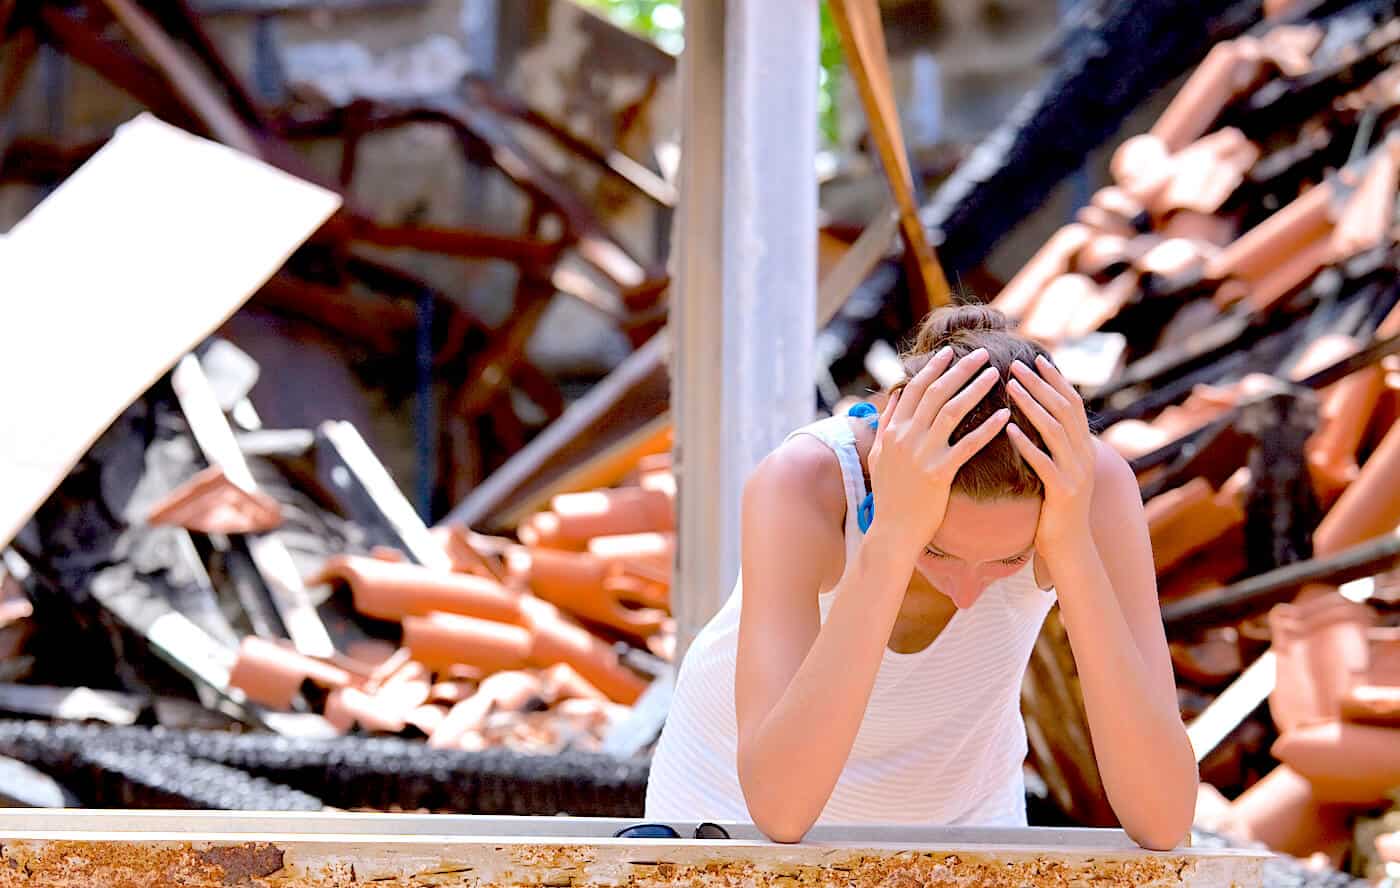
[{"xmin": 672, "ymin": 0, "xmax": 819, "ymax": 660}]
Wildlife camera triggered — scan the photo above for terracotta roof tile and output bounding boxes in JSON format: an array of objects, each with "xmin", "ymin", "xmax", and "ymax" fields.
[{"xmin": 145, "ymin": 465, "xmax": 282, "ymax": 535}]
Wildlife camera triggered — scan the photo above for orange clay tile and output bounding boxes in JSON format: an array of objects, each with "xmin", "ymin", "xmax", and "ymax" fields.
[
  {"xmin": 1091, "ymin": 185, "xmax": 1147, "ymax": 221},
  {"xmin": 1136, "ymin": 237, "xmax": 1207, "ymax": 279},
  {"xmin": 1169, "ymin": 626, "xmax": 1243, "ymax": 687},
  {"xmin": 307, "ymin": 554, "xmax": 522, "ymax": 624},
  {"xmin": 1339, "ymin": 683, "xmax": 1400, "ymax": 727},
  {"xmin": 586, "ymin": 531, "xmax": 674, "ymax": 576},
  {"xmin": 507, "ymin": 546, "xmax": 667, "ymax": 638},
  {"xmin": 521, "ymin": 485, "xmax": 676, "ymax": 550},
  {"xmin": 1161, "ymin": 209, "xmax": 1237, "ymax": 248},
  {"xmin": 145, "ymin": 465, "xmax": 282, "ymax": 535},
  {"xmin": 1111, "ymin": 134, "xmax": 1175, "ymax": 205},
  {"xmin": 1206, "ymin": 180, "xmax": 1333, "ymax": 283},
  {"xmin": 1069, "ymin": 271, "xmax": 1136, "ymax": 337},
  {"xmin": 1258, "ymin": 24, "xmax": 1323, "ymax": 75},
  {"xmin": 1145, "ymin": 478, "xmax": 1246, "ymax": 574},
  {"xmin": 1268, "ymin": 590, "xmax": 1376, "ymax": 733},
  {"xmin": 1331, "ymin": 135, "xmax": 1399, "ymax": 260},
  {"xmin": 1074, "ymin": 205, "xmax": 1138, "ymax": 239},
  {"xmin": 1246, "ymin": 237, "xmax": 1336, "ymax": 312},
  {"xmin": 430, "ymin": 680, "xmax": 477, "ymax": 705},
  {"xmin": 1152, "ymin": 128, "xmax": 1261, "ymax": 216},
  {"xmin": 1313, "ymin": 419, "xmax": 1400, "ymax": 557},
  {"xmin": 1272, "ymin": 719, "xmax": 1400, "ymax": 804},
  {"xmin": 521, "ymin": 597, "xmax": 647, "ymax": 705},
  {"xmin": 430, "ymin": 525, "xmax": 508, "ymax": 581},
  {"xmin": 1264, "ymin": 0, "xmax": 1310, "ymax": 19},
  {"xmin": 1156, "ymin": 530, "xmax": 1248, "ymax": 604},
  {"xmin": 1226, "ymin": 764, "xmax": 1357, "ymax": 862},
  {"xmin": 1073, "ymin": 233, "xmax": 1135, "ymax": 278},
  {"xmin": 1101, "ymin": 419, "xmax": 1172, "ymax": 461},
  {"xmin": 227, "ymin": 636, "xmax": 354, "ymax": 710},
  {"xmin": 991, "ymin": 224, "xmax": 1092, "ymax": 320},
  {"xmin": 402, "ymin": 612, "xmax": 533, "ymax": 673},
  {"xmin": 540, "ymin": 662, "xmax": 608, "ymax": 703},
  {"xmin": 1307, "ymin": 365, "xmax": 1385, "ymax": 504},
  {"xmin": 1151, "ymin": 43, "xmax": 1265, "ymax": 152},
  {"xmin": 324, "ymin": 686, "xmax": 407, "ymax": 734},
  {"xmin": 429, "ymin": 670, "xmax": 544, "ymax": 749},
  {"xmin": 405, "ymin": 704, "xmax": 448, "ymax": 735},
  {"xmin": 1022, "ymin": 273, "xmax": 1097, "ymax": 344}
]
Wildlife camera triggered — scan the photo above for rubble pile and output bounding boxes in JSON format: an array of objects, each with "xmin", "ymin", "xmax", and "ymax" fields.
[{"xmin": 990, "ymin": 3, "xmax": 1400, "ymax": 879}]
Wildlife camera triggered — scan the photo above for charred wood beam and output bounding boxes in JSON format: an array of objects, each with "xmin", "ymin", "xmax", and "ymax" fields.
[
  {"xmin": 144, "ymin": 0, "xmax": 274, "ymax": 132},
  {"xmin": 1235, "ymin": 387, "xmax": 1321, "ymax": 574},
  {"xmin": 0, "ymin": 136, "xmax": 102, "ymax": 186},
  {"xmin": 1162, "ymin": 529, "xmax": 1400, "ymax": 633}
]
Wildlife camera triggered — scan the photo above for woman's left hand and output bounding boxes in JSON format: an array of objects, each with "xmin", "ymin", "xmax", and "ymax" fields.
[{"xmin": 1005, "ymin": 354, "xmax": 1096, "ymax": 559}]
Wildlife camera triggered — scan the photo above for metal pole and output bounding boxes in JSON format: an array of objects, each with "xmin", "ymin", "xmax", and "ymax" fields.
[{"xmin": 672, "ymin": 0, "xmax": 819, "ymax": 660}]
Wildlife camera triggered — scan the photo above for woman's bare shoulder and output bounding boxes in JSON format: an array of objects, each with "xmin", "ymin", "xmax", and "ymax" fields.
[{"xmin": 746, "ymin": 430, "xmax": 850, "ymax": 525}]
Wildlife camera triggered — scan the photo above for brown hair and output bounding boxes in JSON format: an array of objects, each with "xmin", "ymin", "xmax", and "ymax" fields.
[{"xmin": 891, "ymin": 304, "xmax": 1052, "ymax": 500}]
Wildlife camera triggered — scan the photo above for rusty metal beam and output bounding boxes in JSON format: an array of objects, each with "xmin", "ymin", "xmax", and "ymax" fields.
[{"xmin": 0, "ymin": 811, "xmax": 1269, "ymax": 886}]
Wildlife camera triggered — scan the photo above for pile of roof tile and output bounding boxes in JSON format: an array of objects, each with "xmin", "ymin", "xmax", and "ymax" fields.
[
  {"xmin": 3, "ymin": 342, "xmax": 672, "ymax": 790},
  {"xmin": 988, "ymin": 3, "xmax": 1400, "ymax": 873}
]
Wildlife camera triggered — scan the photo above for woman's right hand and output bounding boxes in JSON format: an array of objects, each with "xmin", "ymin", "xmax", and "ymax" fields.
[{"xmin": 866, "ymin": 346, "xmax": 1011, "ymax": 551}]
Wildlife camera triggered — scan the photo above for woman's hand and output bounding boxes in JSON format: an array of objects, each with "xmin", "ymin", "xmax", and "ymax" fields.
[
  {"xmin": 867, "ymin": 347, "xmax": 1011, "ymax": 551},
  {"xmin": 1005, "ymin": 354, "xmax": 1096, "ymax": 559}
]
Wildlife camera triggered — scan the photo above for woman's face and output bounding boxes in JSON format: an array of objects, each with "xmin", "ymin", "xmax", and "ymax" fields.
[{"xmin": 912, "ymin": 494, "xmax": 1042, "ymax": 609}]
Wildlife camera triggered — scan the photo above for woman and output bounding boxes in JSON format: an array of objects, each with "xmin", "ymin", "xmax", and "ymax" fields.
[{"xmin": 645, "ymin": 305, "xmax": 1197, "ymax": 849}]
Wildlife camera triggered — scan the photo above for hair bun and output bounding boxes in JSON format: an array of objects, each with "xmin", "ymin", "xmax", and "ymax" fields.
[{"xmin": 919, "ymin": 304, "xmax": 1011, "ymax": 350}]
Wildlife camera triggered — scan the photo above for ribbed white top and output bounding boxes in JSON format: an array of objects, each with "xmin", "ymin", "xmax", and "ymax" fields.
[{"xmin": 646, "ymin": 414, "xmax": 1056, "ymax": 827}]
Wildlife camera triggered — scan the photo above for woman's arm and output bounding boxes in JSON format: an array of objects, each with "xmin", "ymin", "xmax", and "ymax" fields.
[
  {"xmin": 1008, "ymin": 356, "xmax": 1196, "ymax": 850},
  {"xmin": 734, "ymin": 456, "xmax": 921, "ymax": 842},
  {"xmin": 1047, "ymin": 441, "xmax": 1197, "ymax": 850}
]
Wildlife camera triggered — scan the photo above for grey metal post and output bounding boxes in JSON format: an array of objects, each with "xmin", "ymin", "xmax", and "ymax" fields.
[{"xmin": 672, "ymin": 0, "xmax": 819, "ymax": 660}]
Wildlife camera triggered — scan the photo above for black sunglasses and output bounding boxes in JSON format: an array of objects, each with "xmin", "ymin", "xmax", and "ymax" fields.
[{"xmin": 612, "ymin": 822, "xmax": 731, "ymax": 840}]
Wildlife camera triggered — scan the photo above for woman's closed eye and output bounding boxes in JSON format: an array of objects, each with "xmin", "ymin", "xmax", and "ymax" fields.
[{"xmin": 924, "ymin": 547, "xmax": 1029, "ymax": 567}]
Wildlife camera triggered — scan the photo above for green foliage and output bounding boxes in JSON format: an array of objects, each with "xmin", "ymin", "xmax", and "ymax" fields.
[{"xmin": 574, "ymin": 0, "xmax": 846, "ymax": 147}]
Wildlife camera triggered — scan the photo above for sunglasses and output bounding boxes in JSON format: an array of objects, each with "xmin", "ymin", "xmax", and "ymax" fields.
[{"xmin": 612, "ymin": 822, "xmax": 731, "ymax": 840}]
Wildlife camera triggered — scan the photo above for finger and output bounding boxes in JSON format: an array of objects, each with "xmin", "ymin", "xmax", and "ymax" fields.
[
  {"xmin": 1033, "ymin": 354, "xmax": 1079, "ymax": 402},
  {"xmin": 946, "ymin": 408, "xmax": 1011, "ymax": 466},
  {"xmin": 1007, "ymin": 422, "xmax": 1055, "ymax": 481},
  {"xmin": 928, "ymin": 365, "xmax": 1000, "ymax": 441},
  {"xmin": 1007, "ymin": 378, "xmax": 1072, "ymax": 461},
  {"xmin": 909, "ymin": 347, "xmax": 990, "ymax": 431},
  {"xmin": 1009, "ymin": 359, "xmax": 1073, "ymax": 422},
  {"xmin": 891, "ymin": 347, "xmax": 955, "ymax": 426}
]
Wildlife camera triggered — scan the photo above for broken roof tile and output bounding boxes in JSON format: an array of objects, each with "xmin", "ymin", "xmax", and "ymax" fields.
[
  {"xmin": 1152, "ymin": 129, "xmax": 1261, "ymax": 217},
  {"xmin": 228, "ymin": 636, "xmax": 354, "ymax": 711},
  {"xmin": 1273, "ymin": 719, "xmax": 1400, "ymax": 805},
  {"xmin": 1268, "ymin": 589, "xmax": 1376, "ymax": 734},
  {"xmin": 990, "ymin": 224, "xmax": 1092, "ymax": 320},
  {"xmin": 1331, "ymin": 136, "xmax": 1399, "ymax": 261},
  {"xmin": 145, "ymin": 465, "xmax": 282, "ymax": 535},
  {"xmin": 307, "ymin": 554, "xmax": 523, "ymax": 624}
]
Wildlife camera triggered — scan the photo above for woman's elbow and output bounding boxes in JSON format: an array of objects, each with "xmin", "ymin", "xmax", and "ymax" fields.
[{"xmin": 738, "ymin": 752, "xmax": 816, "ymax": 843}]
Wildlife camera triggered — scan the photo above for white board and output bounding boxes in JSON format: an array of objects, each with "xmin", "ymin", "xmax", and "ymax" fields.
[{"xmin": 0, "ymin": 114, "xmax": 341, "ymax": 550}]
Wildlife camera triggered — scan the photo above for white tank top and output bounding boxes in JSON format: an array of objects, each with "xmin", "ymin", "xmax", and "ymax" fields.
[{"xmin": 646, "ymin": 414, "xmax": 1057, "ymax": 827}]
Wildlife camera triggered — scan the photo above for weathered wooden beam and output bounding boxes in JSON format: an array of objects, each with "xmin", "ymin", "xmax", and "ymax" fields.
[
  {"xmin": 827, "ymin": 0, "xmax": 950, "ymax": 315},
  {"xmin": 0, "ymin": 811, "xmax": 1269, "ymax": 886}
]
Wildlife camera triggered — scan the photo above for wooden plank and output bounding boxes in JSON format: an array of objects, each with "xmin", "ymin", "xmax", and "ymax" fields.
[
  {"xmin": 0, "ymin": 811, "xmax": 1269, "ymax": 886},
  {"xmin": 1187, "ymin": 652, "xmax": 1276, "ymax": 764},
  {"xmin": 316, "ymin": 420, "xmax": 450, "ymax": 570},
  {"xmin": 827, "ymin": 0, "xmax": 951, "ymax": 313},
  {"xmin": 0, "ymin": 114, "xmax": 339, "ymax": 552},
  {"xmin": 171, "ymin": 355, "xmax": 334, "ymax": 657}
]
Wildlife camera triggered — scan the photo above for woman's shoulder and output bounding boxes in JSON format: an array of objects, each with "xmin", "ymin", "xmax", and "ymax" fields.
[{"xmin": 745, "ymin": 423, "xmax": 852, "ymax": 528}]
